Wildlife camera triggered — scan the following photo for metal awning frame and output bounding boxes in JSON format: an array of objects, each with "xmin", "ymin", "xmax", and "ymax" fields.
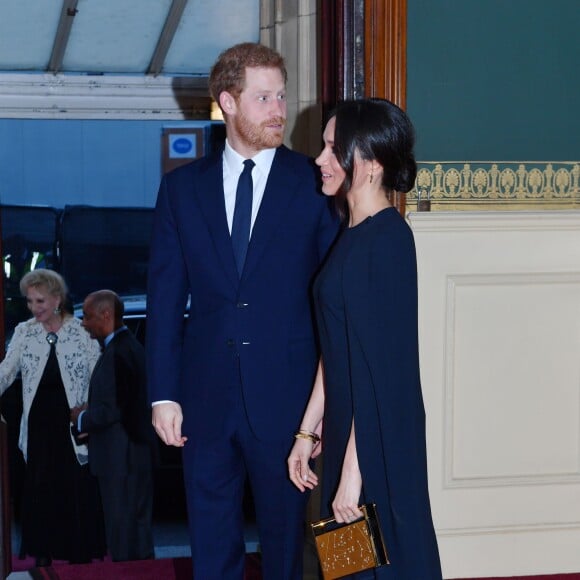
[
  {"xmin": 48, "ymin": 0, "xmax": 79, "ymax": 73},
  {"xmin": 147, "ymin": 0, "xmax": 189, "ymax": 76},
  {"xmin": 47, "ymin": 0, "xmax": 189, "ymax": 76}
]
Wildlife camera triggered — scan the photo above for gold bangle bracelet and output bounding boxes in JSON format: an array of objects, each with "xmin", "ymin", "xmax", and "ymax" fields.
[
  {"xmin": 299, "ymin": 429, "xmax": 320, "ymax": 441},
  {"xmin": 294, "ymin": 430, "xmax": 320, "ymax": 444}
]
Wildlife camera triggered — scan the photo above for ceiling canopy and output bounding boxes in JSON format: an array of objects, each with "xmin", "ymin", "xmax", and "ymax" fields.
[{"xmin": 0, "ymin": 0, "xmax": 260, "ymax": 77}]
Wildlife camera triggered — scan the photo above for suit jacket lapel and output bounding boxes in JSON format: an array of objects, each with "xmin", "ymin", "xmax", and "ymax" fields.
[
  {"xmin": 194, "ymin": 150, "xmax": 239, "ymax": 290},
  {"xmin": 93, "ymin": 352, "xmax": 105, "ymax": 373},
  {"xmin": 242, "ymin": 147, "xmax": 297, "ymax": 281},
  {"xmin": 88, "ymin": 347, "xmax": 106, "ymax": 404},
  {"xmin": 88, "ymin": 330, "xmax": 126, "ymax": 401}
]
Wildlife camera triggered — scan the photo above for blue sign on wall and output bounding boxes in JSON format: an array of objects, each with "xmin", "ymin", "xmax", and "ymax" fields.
[{"xmin": 169, "ymin": 133, "xmax": 197, "ymax": 158}]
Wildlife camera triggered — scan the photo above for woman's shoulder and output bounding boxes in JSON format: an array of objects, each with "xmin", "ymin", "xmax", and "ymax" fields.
[
  {"xmin": 5, "ymin": 320, "xmax": 42, "ymax": 351},
  {"xmin": 60, "ymin": 317, "xmax": 99, "ymax": 353},
  {"xmin": 369, "ymin": 207, "xmax": 414, "ymax": 247},
  {"xmin": 13, "ymin": 318, "xmax": 42, "ymax": 335},
  {"xmin": 377, "ymin": 205, "xmax": 411, "ymax": 228},
  {"xmin": 62, "ymin": 314, "xmax": 82, "ymax": 325},
  {"xmin": 60, "ymin": 315, "xmax": 88, "ymax": 338}
]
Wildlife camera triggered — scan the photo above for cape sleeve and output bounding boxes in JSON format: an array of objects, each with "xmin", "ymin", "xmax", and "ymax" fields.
[{"xmin": 343, "ymin": 217, "xmax": 440, "ymax": 575}]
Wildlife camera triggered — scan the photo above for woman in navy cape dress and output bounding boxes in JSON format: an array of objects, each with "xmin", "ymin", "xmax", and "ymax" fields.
[{"xmin": 288, "ymin": 99, "xmax": 442, "ymax": 579}]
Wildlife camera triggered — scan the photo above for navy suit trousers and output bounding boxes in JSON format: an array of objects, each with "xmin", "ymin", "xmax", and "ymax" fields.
[{"xmin": 182, "ymin": 357, "xmax": 309, "ymax": 580}]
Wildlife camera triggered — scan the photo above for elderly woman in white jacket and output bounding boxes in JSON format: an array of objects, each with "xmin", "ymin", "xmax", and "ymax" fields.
[{"xmin": 0, "ymin": 269, "xmax": 105, "ymax": 566}]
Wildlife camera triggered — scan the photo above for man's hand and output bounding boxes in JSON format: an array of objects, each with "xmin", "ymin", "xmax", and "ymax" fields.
[
  {"xmin": 70, "ymin": 403, "xmax": 87, "ymax": 424},
  {"xmin": 152, "ymin": 402, "xmax": 188, "ymax": 447}
]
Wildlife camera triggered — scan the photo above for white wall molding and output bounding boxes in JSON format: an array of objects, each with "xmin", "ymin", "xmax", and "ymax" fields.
[
  {"xmin": 438, "ymin": 521, "xmax": 580, "ymax": 537},
  {"xmin": 409, "ymin": 209, "xmax": 580, "ymax": 232},
  {"xmin": 0, "ymin": 73, "xmax": 209, "ymax": 119}
]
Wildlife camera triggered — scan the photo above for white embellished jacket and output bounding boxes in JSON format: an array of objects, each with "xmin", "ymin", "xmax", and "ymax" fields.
[{"xmin": 0, "ymin": 316, "xmax": 101, "ymax": 465}]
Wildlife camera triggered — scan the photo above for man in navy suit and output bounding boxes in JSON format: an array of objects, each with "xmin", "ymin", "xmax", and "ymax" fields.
[
  {"xmin": 146, "ymin": 43, "xmax": 338, "ymax": 579},
  {"xmin": 71, "ymin": 290, "xmax": 155, "ymax": 562}
]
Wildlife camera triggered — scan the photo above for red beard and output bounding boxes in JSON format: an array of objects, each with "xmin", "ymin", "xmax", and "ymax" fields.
[{"xmin": 234, "ymin": 113, "xmax": 286, "ymax": 151}]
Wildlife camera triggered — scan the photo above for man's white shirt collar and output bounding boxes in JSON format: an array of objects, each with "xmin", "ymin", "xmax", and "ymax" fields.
[{"xmin": 223, "ymin": 139, "xmax": 276, "ymax": 178}]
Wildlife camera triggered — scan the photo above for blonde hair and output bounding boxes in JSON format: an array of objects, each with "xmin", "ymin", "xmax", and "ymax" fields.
[{"xmin": 20, "ymin": 269, "xmax": 68, "ymax": 306}]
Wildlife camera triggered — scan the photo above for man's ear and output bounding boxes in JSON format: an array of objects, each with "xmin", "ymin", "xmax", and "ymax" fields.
[{"xmin": 219, "ymin": 91, "xmax": 236, "ymax": 116}]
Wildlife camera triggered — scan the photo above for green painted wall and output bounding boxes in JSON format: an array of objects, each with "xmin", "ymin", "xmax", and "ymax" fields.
[{"xmin": 407, "ymin": 0, "xmax": 579, "ymax": 161}]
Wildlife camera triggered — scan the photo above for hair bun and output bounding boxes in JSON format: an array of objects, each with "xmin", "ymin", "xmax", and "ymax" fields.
[{"xmin": 394, "ymin": 156, "xmax": 417, "ymax": 193}]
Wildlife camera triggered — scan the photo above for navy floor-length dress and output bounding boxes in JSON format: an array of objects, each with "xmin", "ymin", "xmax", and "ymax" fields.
[{"xmin": 314, "ymin": 207, "xmax": 442, "ymax": 579}]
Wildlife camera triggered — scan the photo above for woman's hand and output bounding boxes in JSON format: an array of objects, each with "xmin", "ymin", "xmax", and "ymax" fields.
[
  {"xmin": 288, "ymin": 359, "xmax": 325, "ymax": 490},
  {"xmin": 331, "ymin": 465, "xmax": 363, "ymax": 523},
  {"xmin": 287, "ymin": 438, "xmax": 319, "ymax": 492}
]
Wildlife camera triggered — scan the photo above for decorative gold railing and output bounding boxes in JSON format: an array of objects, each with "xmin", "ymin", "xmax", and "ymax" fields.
[{"xmin": 408, "ymin": 161, "xmax": 580, "ymax": 211}]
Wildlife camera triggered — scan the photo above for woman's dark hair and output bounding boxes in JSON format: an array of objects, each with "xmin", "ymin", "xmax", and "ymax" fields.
[{"xmin": 331, "ymin": 98, "xmax": 417, "ymax": 213}]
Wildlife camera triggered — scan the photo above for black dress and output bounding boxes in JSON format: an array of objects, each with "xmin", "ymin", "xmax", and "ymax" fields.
[
  {"xmin": 314, "ymin": 207, "xmax": 442, "ymax": 579},
  {"xmin": 20, "ymin": 343, "xmax": 106, "ymax": 563}
]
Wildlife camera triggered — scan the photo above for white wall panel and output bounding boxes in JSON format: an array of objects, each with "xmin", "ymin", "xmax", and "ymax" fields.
[
  {"xmin": 448, "ymin": 273, "xmax": 580, "ymax": 484},
  {"xmin": 408, "ymin": 211, "xmax": 580, "ymax": 579}
]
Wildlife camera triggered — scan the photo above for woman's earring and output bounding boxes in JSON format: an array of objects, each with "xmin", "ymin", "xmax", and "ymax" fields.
[
  {"xmin": 54, "ymin": 306, "xmax": 61, "ymax": 315},
  {"xmin": 369, "ymin": 172, "xmax": 374, "ymax": 184}
]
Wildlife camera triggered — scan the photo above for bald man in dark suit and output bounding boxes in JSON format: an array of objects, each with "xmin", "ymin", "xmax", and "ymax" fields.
[{"xmin": 71, "ymin": 290, "xmax": 155, "ymax": 562}]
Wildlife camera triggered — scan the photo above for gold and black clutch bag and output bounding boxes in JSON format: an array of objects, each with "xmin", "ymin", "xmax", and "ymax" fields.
[{"xmin": 311, "ymin": 503, "xmax": 389, "ymax": 580}]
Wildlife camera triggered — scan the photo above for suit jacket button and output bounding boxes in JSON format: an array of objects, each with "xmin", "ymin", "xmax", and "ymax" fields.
[{"xmin": 236, "ymin": 302, "xmax": 248, "ymax": 308}]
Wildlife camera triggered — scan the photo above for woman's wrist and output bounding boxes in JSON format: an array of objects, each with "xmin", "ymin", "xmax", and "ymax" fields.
[{"xmin": 294, "ymin": 429, "xmax": 320, "ymax": 444}]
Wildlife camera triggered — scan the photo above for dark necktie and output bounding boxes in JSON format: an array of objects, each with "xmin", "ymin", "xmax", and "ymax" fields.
[{"xmin": 231, "ymin": 159, "xmax": 255, "ymax": 276}]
